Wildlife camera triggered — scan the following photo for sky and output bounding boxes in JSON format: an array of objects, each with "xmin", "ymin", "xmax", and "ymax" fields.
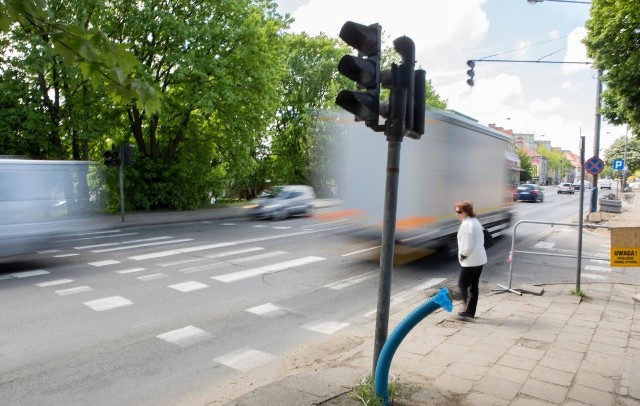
[{"xmin": 274, "ymin": 0, "xmax": 628, "ymax": 157}]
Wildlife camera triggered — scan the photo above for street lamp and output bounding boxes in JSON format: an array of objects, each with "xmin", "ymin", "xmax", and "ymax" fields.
[{"xmin": 527, "ymin": 0, "xmax": 591, "ymax": 4}]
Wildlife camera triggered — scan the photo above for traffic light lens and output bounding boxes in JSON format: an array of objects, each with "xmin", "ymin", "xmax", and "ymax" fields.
[
  {"xmin": 338, "ymin": 56, "xmax": 378, "ymax": 88},
  {"xmin": 339, "ymin": 21, "xmax": 380, "ymax": 56},
  {"xmin": 335, "ymin": 90, "xmax": 378, "ymax": 121}
]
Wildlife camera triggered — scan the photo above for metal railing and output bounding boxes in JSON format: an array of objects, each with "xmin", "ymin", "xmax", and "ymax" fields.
[{"xmin": 493, "ymin": 220, "xmax": 611, "ymax": 295}]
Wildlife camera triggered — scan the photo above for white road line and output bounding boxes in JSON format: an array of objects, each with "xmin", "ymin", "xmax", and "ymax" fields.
[
  {"xmin": 129, "ymin": 242, "xmax": 236, "ymax": 260},
  {"xmin": 160, "ymin": 258, "xmax": 205, "ymax": 267},
  {"xmin": 168, "ymin": 281, "xmax": 209, "ymax": 292},
  {"xmin": 272, "ymin": 226, "xmax": 292, "ymax": 230},
  {"xmin": 252, "ymin": 225, "xmax": 267, "ymax": 228},
  {"xmin": 11, "ymin": 270, "xmax": 50, "ymax": 278},
  {"xmin": 302, "ymin": 320, "xmax": 350, "ymax": 335},
  {"xmin": 212, "ymin": 256, "xmax": 325, "ymax": 283},
  {"xmin": 56, "ymin": 286, "xmax": 93, "ymax": 296},
  {"xmin": 75, "ymin": 236, "xmax": 172, "ymax": 250},
  {"xmin": 324, "ymin": 271, "xmax": 378, "ymax": 290},
  {"xmin": 92, "ymin": 238, "xmax": 194, "ymax": 253},
  {"xmin": 84, "ymin": 296, "xmax": 133, "ymax": 311},
  {"xmin": 363, "ymin": 278, "xmax": 447, "ymax": 317},
  {"xmin": 138, "ymin": 273, "xmax": 167, "ymax": 281},
  {"xmin": 88, "ymin": 260, "xmax": 120, "ymax": 267},
  {"xmin": 178, "ymin": 263, "xmax": 224, "ymax": 274},
  {"xmin": 342, "ymin": 246, "xmax": 380, "ymax": 257},
  {"xmin": 582, "ymin": 273, "xmax": 607, "ymax": 280},
  {"xmin": 221, "ymin": 223, "xmax": 236, "ymax": 226},
  {"xmin": 116, "ymin": 268, "xmax": 146, "ymax": 274},
  {"xmin": 37, "ymin": 249, "xmax": 60, "ymax": 254},
  {"xmin": 52, "ymin": 253, "xmax": 79, "ymax": 258},
  {"xmin": 590, "ymin": 259, "xmax": 610, "ymax": 265},
  {"xmin": 36, "ymin": 279, "xmax": 74, "ymax": 287},
  {"xmin": 204, "ymin": 247, "xmax": 264, "ymax": 259},
  {"xmin": 214, "ymin": 348, "xmax": 276, "ymax": 371},
  {"xmin": 535, "ymin": 242, "xmax": 555, "ymax": 249},
  {"xmin": 585, "ymin": 265, "xmax": 611, "ymax": 273},
  {"xmin": 57, "ymin": 232, "xmax": 138, "ymax": 243},
  {"xmin": 157, "ymin": 325, "xmax": 210, "ymax": 346},
  {"xmin": 246, "ymin": 303, "xmax": 283, "ymax": 317},
  {"xmin": 229, "ymin": 251, "xmax": 287, "ymax": 264}
]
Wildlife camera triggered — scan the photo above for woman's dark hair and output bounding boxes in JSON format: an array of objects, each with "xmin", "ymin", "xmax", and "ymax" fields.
[{"xmin": 455, "ymin": 200, "xmax": 476, "ymax": 217}]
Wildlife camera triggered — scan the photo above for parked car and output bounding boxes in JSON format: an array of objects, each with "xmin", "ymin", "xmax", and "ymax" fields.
[
  {"xmin": 514, "ymin": 184, "xmax": 544, "ymax": 202},
  {"xmin": 598, "ymin": 178, "xmax": 612, "ymax": 189},
  {"xmin": 557, "ymin": 182, "xmax": 575, "ymax": 194},
  {"xmin": 572, "ymin": 180, "xmax": 592, "ymax": 191},
  {"xmin": 247, "ymin": 185, "xmax": 316, "ymax": 220}
]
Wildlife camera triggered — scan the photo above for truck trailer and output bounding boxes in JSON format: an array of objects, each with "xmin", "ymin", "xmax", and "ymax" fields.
[{"xmin": 322, "ymin": 107, "xmax": 514, "ymax": 257}]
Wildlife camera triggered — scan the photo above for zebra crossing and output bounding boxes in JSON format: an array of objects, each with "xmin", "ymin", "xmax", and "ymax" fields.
[
  {"xmin": 3, "ymin": 225, "xmax": 443, "ymax": 374},
  {"xmin": 533, "ymin": 240, "xmax": 614, "ymax": 281}
]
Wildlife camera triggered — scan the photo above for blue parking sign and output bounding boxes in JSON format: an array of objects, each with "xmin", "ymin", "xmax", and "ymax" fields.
[{"xmin": 613, "ymin": 159, "xmax": 625, "ymax": 170}]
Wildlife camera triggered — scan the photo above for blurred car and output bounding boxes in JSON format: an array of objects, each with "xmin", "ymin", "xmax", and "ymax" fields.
[
  {"xmin": 247, "ymin": 185, "xmax": 315, "ymax": 220},
  {"xmin": 572, "ymin": 180, "xmax": 592, "ymax": 191},
  {"xmin": 557, "ymin": 182, "xmax": 575, "ymax": 194},
  {"xmin": 514, "ymin": 184, "xmax": 544, "ymax": 202},
  {"xmin": 598, "ymin": 178, "xmax": 612, "ymax": 189}
]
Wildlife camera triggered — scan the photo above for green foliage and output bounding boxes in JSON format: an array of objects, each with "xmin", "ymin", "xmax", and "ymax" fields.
[
  {"xmin": 570, "ymin": 289, "xmax": 586, "ymax": 298},
  {"xmin": 351, "ymin": 374, "xmax": 397, "ymax": 406},
  {"xmin": 585, "ymin": 0, "xmax": 640, "ymax": 136},
  {"xmin": 537, "ymin": 145, "xmax": 573, "ymax": 181},
  {"xmin": 516, "ymin": 148, "xmax": 534, "ymax": 182},
  {"xmin": 604, "ymin": 134, "xmax": 640, "ymax": 176}
]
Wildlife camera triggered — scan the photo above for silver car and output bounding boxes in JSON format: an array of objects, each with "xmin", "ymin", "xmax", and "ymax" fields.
[
  {"xmin": 248, "ymin": 185, "xmax": 316, "ymax": 220},
  {"xmin": 557, "ymin": 182, "xmax": 575, "ymax": 194}
]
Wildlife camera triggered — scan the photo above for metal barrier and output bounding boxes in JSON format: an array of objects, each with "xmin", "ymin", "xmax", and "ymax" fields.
[{"xmin": 493, "ymin": 220, "xmax": 611, "ymax": 295}]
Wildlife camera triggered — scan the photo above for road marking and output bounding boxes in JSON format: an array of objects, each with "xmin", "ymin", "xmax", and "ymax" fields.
[
  {"xmin": 129, "ymin": 242, "xmax": 236, "ymax": 260},
  {"xmin": 342, "ymin": 246, "xmax": 380, "ymax": 257},
  {"xmin": 324, "ymin": 271, "xmax": 378, "ymax": 290},
  {"xmin": 57, "ymin": 232, "xmax": 138, "ymax": 243},
  {"xmin": 590, "ymin": 259, "xmax": 610, "ymax": 265},
  {"xmin": 212, "ymin": 256, "xmax": 325, "ymax": 283},
  {"xmin": 252, "ymin": 225, "xmax": 267, "ymax": 228},
  {"xmin": 157, "ymin": 325, "xmax": 210, "ymax": 346},
  {"xmin": 273, "ymin": 226, "xmax": 292, "ymax": 230},
  {"xmin": 246, "ymin": 303, "xmax": 285, "ymax": 317},
  {"xmin": 84, "ymin": 296, "xmax": 132, "ymax": 311},
  {"xmin": 535, "ymin": 242, "xmax": 555, "ymax": 249},
  {"xmin": 214, "ymin": 348, "xmax": 276, "ymax": 371},
  {"xmin": 229, "ymin": 251, "xmax": 287, "ymax": 264},
  {"xmin": 116, "ymin": 267, "xmax": 146, "ymax": 274},
  {"xmin": 88, "ymin": 260, "xmax": 120, "ymax": 267},
  {"xmin": 204, "ymin": 247, "xmax": 264, "ymax": 259},
  {"xmin": 302, "ymin": 320, "xmax": 350, "ymax": 335},
  {"xmin": 11, "ymin": 270, "xmax": 50, "ymax": 278},
  {"xmin": 75, "ymin": 236, "xmax": 172, "ymax": 250},
  {"xmin": 363, "ymin": 278, "xmax": 447, "ymax": 317},
  {"xmin": 160, "ymin": 258, "xmax": 205, "ymax": 267},
  {"xmin": 221, "ymin": 223, "xmax": 236, "ymax": 226},
  {"xmin": 56, "ymin": 286, "xmax": 93, "ymax": 295},
  {"xmin": 92, "ymin": 238, "xmax": 194, "ymax": 253},
  {"xmin": 168, "ymin": 281, "xmax": 209, "ymax": 292},
  {"xmin": 36, "ymin": 279, "xmax": 74, "ymax": 287},
  {"xmin": 137, "ymin": 273, "xmax": 167, "ymax": 281},
  {"xmin": 53, "ymin": 253, "xmax": 79, "ymax": 258},
  {"xmin": 582, "ymin": 273, "xmax": 607, "ymax": 280},
  {"xmin": 585, "ymin": 265, "xmax": 611, "ymax": 273}
]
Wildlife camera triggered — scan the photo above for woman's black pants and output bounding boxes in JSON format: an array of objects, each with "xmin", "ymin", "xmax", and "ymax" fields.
[{"xmin": 458, "ymin": 265, "xmax": 484, "ymax": 317}]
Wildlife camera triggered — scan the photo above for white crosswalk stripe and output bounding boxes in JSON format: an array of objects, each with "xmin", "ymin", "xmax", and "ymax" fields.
[
  {"xmin": 212, "ymin": 256, "xmax": 325, "ymax": 283},
  {"xmin": 214, "ymin": 348, "xmax": 276, "ymax": 371}
]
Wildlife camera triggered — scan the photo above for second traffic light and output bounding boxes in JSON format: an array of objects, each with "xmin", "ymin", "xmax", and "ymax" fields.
[
  {"xmin": 335, "ymin": 21, "xmax": 383, "ymax": 131},
  {"xmin": 466, "ymin": 60, "xmax": 475, "ymax": 87},
  {"xmin": 103, "ymin": 146, "xmax": 120, "ymax": 167}
]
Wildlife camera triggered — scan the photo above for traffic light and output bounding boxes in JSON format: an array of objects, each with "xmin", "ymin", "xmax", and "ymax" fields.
[
  {"xmin": 466, "ymin": 60, "xmax": 475, "ymax": 87},
  {"xmin": 335, "ymin": 21, "xmax": 383, "ymax": 131},
  {"xmin": 411, "ymin": 69, "xmax": 426, "ymax": 138},
  {"xmin": 123, "ymin": 144, "xmax": 136, "ymax": 166},
  {"xmin": 103, "ymin": 145, "xmax": 120, "ymax": 167}
]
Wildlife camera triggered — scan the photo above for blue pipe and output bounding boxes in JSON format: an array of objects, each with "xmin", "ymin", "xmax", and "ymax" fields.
[{"xmin": 374, "ymin": 287, "xmax": 453, "ymax": 405}]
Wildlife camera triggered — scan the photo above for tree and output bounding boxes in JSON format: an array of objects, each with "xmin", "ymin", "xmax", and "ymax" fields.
[
  {"xmin": 585, "ymin": 0, "xmax": 640, "ymax": 137},
  {"xmin": 604, "ymin": 134, "xmax": 640, "ymax": 179},
  {"xmin": 516, "ymin": 147, "xmax": 534, "ymax": 182},
  {"xmin": 537, "ymin": 146, "xmax": 573, "ymax": 183}
]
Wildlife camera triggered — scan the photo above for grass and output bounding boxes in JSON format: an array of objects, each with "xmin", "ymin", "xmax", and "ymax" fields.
[
  {"xmin": 351, "ymin": 374, "xmax": 397, "ymax": 405},
  {"xmin": 570, "ymin": 288, "xmax": 586, "ymax": 297}
]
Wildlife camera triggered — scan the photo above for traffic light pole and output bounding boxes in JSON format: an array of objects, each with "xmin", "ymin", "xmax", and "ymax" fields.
[{"xmin": 372, "ymin": 87, "xmax": 407, "ymax": 374}]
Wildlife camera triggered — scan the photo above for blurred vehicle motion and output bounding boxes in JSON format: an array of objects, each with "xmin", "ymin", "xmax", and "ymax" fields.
[
  {"xmin": 0, "ymin": 159, "xmax": 103, "ymax": 258},
  {"xmin": 557, "ymin": 182, "xmax": 575, "ymax": 194},
  {"xmin": 514, "ymin": 184, "xmax": 544, "ymax": 202},
  {"xmin": 321, "ymin": 108, "xmax": 513, "ymax": 257},
  {"xmin": 246, "ymin": 185, "xmax": 315, "ymax": 220},
  {"xmin": 572, "ymin": 179, "xmax": 592, "ymax": 190},
  {"xmin": 598, "ymin": 178, "xmax": 612, "ymax": 189}
]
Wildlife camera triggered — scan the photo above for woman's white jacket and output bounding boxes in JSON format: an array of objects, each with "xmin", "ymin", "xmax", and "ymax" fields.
[{"xmin": 457, "ymin": 217, "xmax": 487, "ymax": 267}]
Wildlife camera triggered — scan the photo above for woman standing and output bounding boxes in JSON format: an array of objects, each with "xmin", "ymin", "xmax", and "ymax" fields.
[{"xmin": 454, "ymin": 200, "xmax": 487, "ymax": 318}]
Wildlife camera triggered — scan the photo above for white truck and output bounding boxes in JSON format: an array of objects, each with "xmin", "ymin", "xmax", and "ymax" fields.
[{"xmin": 325, "ymin": 107, "xmax": 514, "ymax": 256}]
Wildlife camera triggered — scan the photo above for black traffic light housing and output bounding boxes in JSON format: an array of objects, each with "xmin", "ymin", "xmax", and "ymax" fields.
[
  {"xmin": 103, "ymin": 145, "xmax": 120, "ymax": 167},
  {"xmin": 335, "ymin": 21, "xmax": 383, "ymax": 131},
  {"xmin": 466, "ymin": 60, "xmax": 475, "ymax": 87}
]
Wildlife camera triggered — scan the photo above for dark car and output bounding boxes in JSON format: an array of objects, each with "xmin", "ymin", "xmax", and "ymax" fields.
[{"xmin": 514, "ymin": 184, "xmax": 544, "ymax": 202}]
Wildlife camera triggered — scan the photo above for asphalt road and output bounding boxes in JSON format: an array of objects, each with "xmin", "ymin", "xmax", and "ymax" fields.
[{"xmin": 0, "ymin": 187, "xmax": 627, "ymax": 405}]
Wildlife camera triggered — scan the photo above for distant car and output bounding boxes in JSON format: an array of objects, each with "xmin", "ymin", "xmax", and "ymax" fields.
[
  {"xmin": 572, "ymin": 180, "xmax": 592, "ymax": 191},
  {"xmin": 598, "ymin": 178, "xmax": 612, "ymax": 189},
  {"xmin": 557, "ymin": 182, "xmax": 575, "ymax": 194},
  {"xmin": 514, "ymin": 184, "xmax": 544, "ymax": 202},
  {"xmin": 247, "ymin": 185, "xmax": 316, "ymax": 220}
]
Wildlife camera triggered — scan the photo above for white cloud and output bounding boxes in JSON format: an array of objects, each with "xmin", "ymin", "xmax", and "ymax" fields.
[
  {"xmin": 562, "ymin": 26, "xmax": 591, "ymax": 74},
  {"xmin": 515, "ymin": 40, "xmax": 533, "ymax": 60},
  {"xmin": 529, "ymin": 97, "xmax": 563, "ymax": 113}
]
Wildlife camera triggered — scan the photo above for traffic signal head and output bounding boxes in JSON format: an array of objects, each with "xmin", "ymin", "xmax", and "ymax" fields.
[
  {"xmin": 466, "ymin": 60, "xmax": 475, "ymax": 87},
  {"xmin": 103, "ymin": 146, "xmax": 120, "ymax": 167},
  {"xmin": 336, "ymin": 21, "xmax": 382, "ymax": 130}
]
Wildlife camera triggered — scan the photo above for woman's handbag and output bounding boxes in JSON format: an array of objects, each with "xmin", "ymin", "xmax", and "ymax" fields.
[{"xmin": 483, "ymin": 227, "xmax": 494, "ymax": 249}]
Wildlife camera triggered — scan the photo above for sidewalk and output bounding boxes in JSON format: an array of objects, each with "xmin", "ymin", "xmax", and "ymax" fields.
[{"xmin": 218, "ymin": 192, "xmax": 640, "ymax": 406}]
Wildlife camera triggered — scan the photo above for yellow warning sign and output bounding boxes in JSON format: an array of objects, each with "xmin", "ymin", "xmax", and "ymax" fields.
[{"xmin": 611, "ymin": 227, "xmax": 640, "ymax": 267}]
